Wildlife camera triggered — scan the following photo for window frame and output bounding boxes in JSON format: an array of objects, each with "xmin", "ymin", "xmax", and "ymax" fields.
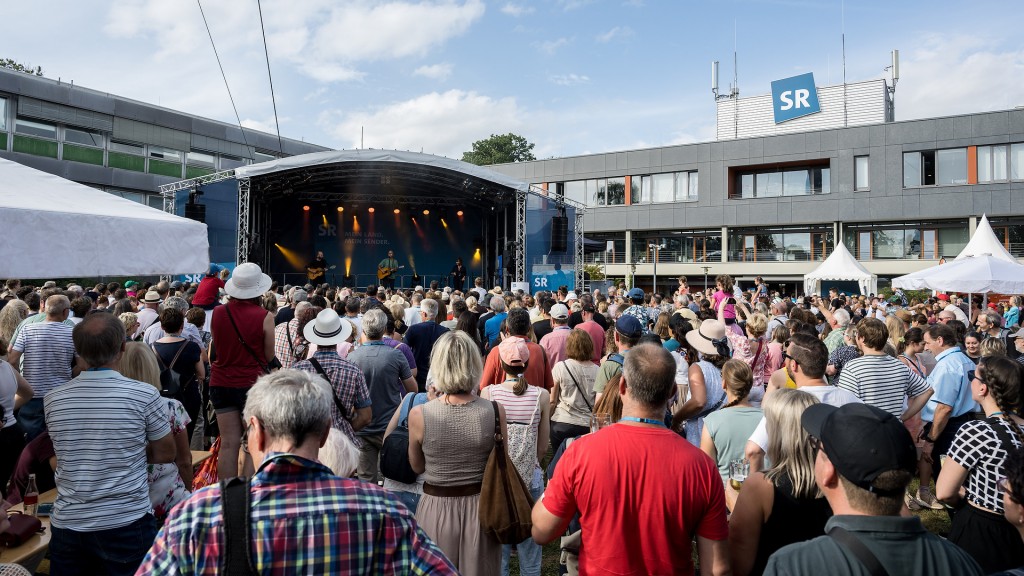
[
  {"xmin": 14, "ymin": 117, "xmax": 57, "ymax": 140},
  {"xmin": 854, "ymin": 155, "xmax": 870, "ymax": 191}
]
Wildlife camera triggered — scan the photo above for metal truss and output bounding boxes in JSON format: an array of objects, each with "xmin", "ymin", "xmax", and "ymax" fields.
[
  {"xmin": 269, "ymin": 191, "xmax": 474, "ymax": 208},
  {"xmin": 515, "ymin": 189, "xmax": 527, "ymax": 283},
  {"xmin": 574, "ymin": 207, "xmax": 585, "ymax": 290},
  {"xmin": 158, "ymin": 169, "xmax": 236, "ymax": 196},
  {"xmin": 236, "ymin": 178, "xmax": 251, "ymax": 264}
]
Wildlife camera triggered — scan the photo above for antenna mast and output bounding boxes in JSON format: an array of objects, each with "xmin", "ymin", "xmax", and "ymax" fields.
[
  {"xmin": 884, "ymin": 49, "xmax": 900, "ymax": 121},
  {"xmin": 711, "ymin": 21, "xmax": 741, "ymax": 139}
]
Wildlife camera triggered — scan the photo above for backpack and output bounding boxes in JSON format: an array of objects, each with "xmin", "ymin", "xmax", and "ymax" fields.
[{"xmin": 154, "ymin": 341, "xmax": 188, "ymax": 398}]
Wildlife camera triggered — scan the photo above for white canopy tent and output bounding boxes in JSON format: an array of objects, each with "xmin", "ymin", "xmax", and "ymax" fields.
[
  {"xmin": 892, "ymin": 215, "xmax": 1024, "ymax": 294},
  {"xmin": 0, "ymin": 157, "xmax": 209, "ymax": 278},
  {"xmin": 891, "ymin": 254, "xmax": 1024, "ymax": 294},
  {"xmin": 803, "ymin": 242, "xmax": 878, "ymax": 296}
]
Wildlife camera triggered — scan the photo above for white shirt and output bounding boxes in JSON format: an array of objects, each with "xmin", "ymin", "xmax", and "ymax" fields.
[
  {"xmin": 748, "ymin": 384, "xmax": 862, "ymax": 451},
  {"xmin": 404, "ymin": 306, "xmax": 422, "ymax": 327}
]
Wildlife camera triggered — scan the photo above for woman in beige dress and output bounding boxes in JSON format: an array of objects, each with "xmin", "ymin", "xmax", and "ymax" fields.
[{"xmin": 408, "ymin": 330, "xmax": 505, "ymax": 575}]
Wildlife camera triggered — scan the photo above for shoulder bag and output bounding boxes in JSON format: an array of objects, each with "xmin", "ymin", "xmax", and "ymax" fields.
[
  {"xmin": 0, "ymin": 512, "xmax": 44, "ymax": 547},
  {"xmin": 827, "ymin": 526, "xmax": 890, "ymax": 576},
  {"xmin": 561, "ymin": 361, "xmax": 593, "ymax": 412},
  {"xmin": 153, "ymin": 340, "xmax": 189, "ymax": 398},
  {"xmin": 380, "ymin": 393, "xmax": 420, "ymax": 484},
  {"xmin": 479, "ymin": 400, "xmax": 535, "ymax": 544},
  {"xmin": 221, "ymin": 476, "xmax": 258, "ymax": 575},
  {"xmin": 224, "ymin": 303, "xmax": 271, "ymax": 374}
]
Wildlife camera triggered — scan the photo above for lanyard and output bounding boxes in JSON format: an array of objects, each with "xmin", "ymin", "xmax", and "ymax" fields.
[{"xmin": 619, "ymin": 416, "xmax": 666, "ymax": 427}]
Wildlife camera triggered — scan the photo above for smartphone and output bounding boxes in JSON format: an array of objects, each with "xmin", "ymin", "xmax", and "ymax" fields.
[{"xmin": 36, "ymin": 502, "xmax": 54, "ymax": 517}]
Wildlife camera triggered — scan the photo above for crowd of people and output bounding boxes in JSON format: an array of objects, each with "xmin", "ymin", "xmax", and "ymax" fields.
[{"xmin": 1, "ymin": 268, "xmax": 1023, "ymax": 575}]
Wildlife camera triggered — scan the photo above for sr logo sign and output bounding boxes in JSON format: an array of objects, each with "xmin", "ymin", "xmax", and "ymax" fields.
[{"xmin": 770, "ymin": 72, "xmax": 821, "ymax": 124}]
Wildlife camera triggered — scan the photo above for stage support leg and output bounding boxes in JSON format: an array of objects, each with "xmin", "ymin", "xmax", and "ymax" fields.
[
  {"xmin": 236, "ymin": 178, "xmax": 251, "ymax": 265},
  {"xmin": 515, "ymin": 189, "xmax": 527, "ymax": 285}
]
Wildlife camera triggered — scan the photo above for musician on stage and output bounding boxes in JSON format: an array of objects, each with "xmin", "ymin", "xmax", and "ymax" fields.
[
  {"xmin": 306, "ymin": 251, "xmax": 329, "ymax": 286},
  {"xmin": 378, "ymin": 249, "xmax": 400, "ymax": 292},
  {"xmin": 449, "ymin": 257, "xmax": 467, "ymax": 291}
]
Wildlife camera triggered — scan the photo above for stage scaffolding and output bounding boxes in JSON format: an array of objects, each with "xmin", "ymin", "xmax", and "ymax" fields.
[{"xmin": 160, "ymin": 152, "xmax": 585, "ymax": 289}]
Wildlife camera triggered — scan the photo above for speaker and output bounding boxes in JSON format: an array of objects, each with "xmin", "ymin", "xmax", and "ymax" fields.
[
  {"xmin": 550, "ymin": 216, "xmax": 568, "ymax": 252},
  {"xmin": 184, "ymin": 202, "xmax": 206, "ymax": 223}
]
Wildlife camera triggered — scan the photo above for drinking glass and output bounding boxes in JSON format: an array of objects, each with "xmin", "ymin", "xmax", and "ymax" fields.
[
  {"xmin": 729, "ymin": 459, "xmax": 750, "ymax": 491},
  {"xmin": 590, "ymin": 413, "xmax": 612, "ymax": 433}
]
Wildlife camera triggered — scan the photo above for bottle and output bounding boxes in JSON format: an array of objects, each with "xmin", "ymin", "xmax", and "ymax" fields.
[{"xmin": 23, "ymin": 473, "xmax": 39, "ymax": 517}]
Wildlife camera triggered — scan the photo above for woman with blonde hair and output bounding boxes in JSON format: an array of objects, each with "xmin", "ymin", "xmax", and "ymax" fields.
[
  {"xmin": 119, "ymin": 312, "xmax": 140, "ymax": 343},
  {"xmin": 409, "ymin": 331, "xmax": 504, "ymax": 575},
  {"xmin": 728, "ymin": 388, "xmax": 832, "ymax": 576},
  {"xmin": 0, "ymin": 299, "xmax": 29, "ymax": 359},
  {"xmin": 885, "ymin": 314, "xmax": 906, "ymax": 357},
  {"xmin": 119, "ymin": 343, "xmax": 193, "ymax": 522},
  {"xmin": 980, "ymin": 336, "xmax": 1006, "ymax": 358}
]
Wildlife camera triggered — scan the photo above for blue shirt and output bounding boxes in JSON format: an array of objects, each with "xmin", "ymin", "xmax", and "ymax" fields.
[
  {"xmin": 921, "ymin": 346, "xmax": 978, "ymax": 422},
  {"xmin": 484, "ymin": 312, "xmax": 508, "ymax": 346}
]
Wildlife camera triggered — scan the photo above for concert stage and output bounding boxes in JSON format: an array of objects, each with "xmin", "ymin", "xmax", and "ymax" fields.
[{"xmin": 160, "ymin": 150, "xmax": 584, "ymax": 292}]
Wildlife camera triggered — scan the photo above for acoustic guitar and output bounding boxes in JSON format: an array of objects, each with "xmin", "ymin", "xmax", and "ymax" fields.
[
  {"xmin": 307, "ymin": 265, "xmax": 335, "ymax": 280},
  {"xmin": 377, "ymin": 265, "xmax": 405, "ymax": 280}
]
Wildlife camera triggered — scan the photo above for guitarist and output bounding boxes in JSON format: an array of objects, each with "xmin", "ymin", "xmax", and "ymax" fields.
[
  {"xmin": 377, "ymin": 249, "xmax": 400, "ymax": 292},
  {"xmin": 306, "ymin": 251, "xmax": 329, "ymax": 287}
]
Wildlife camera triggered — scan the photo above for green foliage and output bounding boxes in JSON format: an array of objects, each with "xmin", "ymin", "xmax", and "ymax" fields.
[
  {"xmin": 0, "ymin": 58, "xmax": 43, "ymax": 76},
  {"xmin": 582, "ymin": 263, "xmax": 605, "ymax": 280},
  {"xmin": 461, "ymin": 133, "xmax": 536, "ymax": 166}
]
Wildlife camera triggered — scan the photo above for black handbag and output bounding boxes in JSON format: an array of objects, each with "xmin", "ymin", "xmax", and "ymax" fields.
[{"xmin": 380, "ymin": 394, "xmax": 419, "ymax": 484}]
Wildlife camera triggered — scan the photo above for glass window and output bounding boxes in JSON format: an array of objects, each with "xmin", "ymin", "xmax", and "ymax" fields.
[
  {"xmin": 1012, "ymin": 144, "xmax": 1024, "ymax": 180},
  {"xmin": 64, "ymin": 127, "xmax": 103, "ymax": 147},
  {"xmin": 149, "ymin": 146, "xmax": 182, "ymax": 161},
  {"xmin": 938, "ymin": 226, "xmax": 969, "ymax": 256},
  {"xmin": 187, "ymin": 150, "xmax": 216, "ymax": 167},
  {"xmin": 873, "ymin": 229, "xmax": 907, "ymax": 259},
  {"xmin": 639, "ymin": 175, "xmax": 651, "ymax": 204},
  {"xmin": 783, "ymin": 169, "xmax": 809, "ymax": 196},
  {"xmin": 921, "ymin": 229, "xmax": 937, "ymax": 259},
  {"xmin": 14, "ymin": 118, "xmax": 56, "ymax": 139},
  {"xmin": 757, "ymin": 172, "xmax": 782, "ymax": 197},
  {"xmin": 108, "ymin": 189, "xmax": 144, "ymax": 204},
  {"xmin": 854, "ymin": 155, "xmax": 869, "ymax": 190},
  {"xmin": 147, "ymin": 195, "xmax": 164, "ymax": 209},
  {"xmin": 253, "ymin": 151, "xmax": 276, "ymax": 163},
  {"xmin": 687, "ymin": 171, "xmax": 698, "ymax": 200},
  {"xmin": 784, "ymin": 232, "xmax": 812, "ymax": 261},
  {"xmin": 903, "ymin": 152, "xmax": 921, "ymax": 187},
  {"xmin": 629, "ymin": 176, "xmax": 641, "ymax": 204},
  {"xmin": 0, "ymin": 97, "xmax": 6, "ymax": 131},
  {"xmin": 674, "ymin": 172, "xmax": 689, "ymax": 201},
  {"xmin": 606, "ymin": 177, "xmax": 625, "ymax": 205},
  {"xmin": 588, "ymin": 179, "xmax": 605, "ymax": 206},
  {"xmin": 651, "ymin": 173, "xmax": 674, "ymax": 203},
  {"xmin": 739, "ymin": 173, "xmax": 754, "ymax": 198},
  {"xmin": 220, "ymin": 155, "xmax": 247, "ymax": 169},
  {"xmin": 109, "ymin": 140, "xmax": 144, "ymax": 155},
  {"xmin": 813, "ymin": 168, "xmax": 830, "ymax": 194},
  {"xmin": 936, "ymin": 148, "xmax": 967, "ymax": 185},
  {"xmin": 563, "ymin": 180, "xmax": 585, "ymax": 206},
  {"xmin": 858, "ymin": 231, "xmax": 871, "ymax": 261}
]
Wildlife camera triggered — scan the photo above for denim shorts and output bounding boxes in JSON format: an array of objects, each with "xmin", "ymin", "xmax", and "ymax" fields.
[{"xmin": 210, "ymin": 386, "xmax": 250, "ymax": 413}]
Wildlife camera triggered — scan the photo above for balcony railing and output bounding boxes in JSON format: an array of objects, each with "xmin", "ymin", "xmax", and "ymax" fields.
[{"xmin": 727, "ymin": 247, "xmax": 833, "ymax": 262}]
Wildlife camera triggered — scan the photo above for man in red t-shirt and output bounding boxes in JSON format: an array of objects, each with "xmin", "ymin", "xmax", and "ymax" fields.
[
  {"xmin": 532, "ymin": 343, "xmax": 730, "ymax": 576},
  {"xmin": 192, "ymin": 264, "xmax": 226, "ymax": 309},
  {"xmin": 478, "ymin": 308, "xmax": 554, "ymax": 391}
]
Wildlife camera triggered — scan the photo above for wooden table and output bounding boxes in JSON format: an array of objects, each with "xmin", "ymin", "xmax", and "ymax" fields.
[
  {"xmin": 191, "ymin": 450, "xmax": 213, "ymax": 470},
  {"xmin": 0, "ymin": 488, "xmax": 57, "ymax": 569}
]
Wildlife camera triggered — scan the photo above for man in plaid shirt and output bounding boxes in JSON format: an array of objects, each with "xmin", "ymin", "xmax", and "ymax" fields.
[
  {"xmin": 293, "ymin": 309, "xmax": 372, "ymax": 447},
  {"xmin": 137, "ymin": 369, "xmax": 455, "ymax": 575},
  {"xmin": 273, "ymin": 301, "xmax": 312, "ymax": 369}
]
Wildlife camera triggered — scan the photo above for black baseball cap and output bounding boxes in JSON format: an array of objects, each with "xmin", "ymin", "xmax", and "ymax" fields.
[{"xmin": 801, "ymin": 403, "xmax": 916, "ymax": 497}]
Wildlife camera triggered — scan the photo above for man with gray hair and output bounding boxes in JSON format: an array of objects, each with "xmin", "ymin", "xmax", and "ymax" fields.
[
  {"xmin": 9, "ymin": 294, "xmax": 77, "ymax": 440},
  {"xmin": 483, "ymin": 295, "xmax": 507, "ymax": 347},
  {"xmin": 275, "ymin": 287, "xmax": 308, "ymax": 326},
  {"xmin": 142, "ymin": 296, "xmax": 206, "ymax": 351},
  {"xmin": 405, "ymin": 298, "xmax": 450, "ymax": 391},
  {"xmin": 137, "ymin": 369, "xmax": 456, "ymax": 574},
  {"xmin": 274, "ymin": 300, "xmax": 313, "ymax": 369},
  {"xmin": 532, "ymin": 343, "xmax": 729, "ymax": 575},
  {"xmin": 766, "ymin": 299, "xmax": 790, "ymax": 341},
  {"xmin": 823, "ymin": 308, "xmax": 852, "ymax": 354},
  {"xmin": 347, "ymin": 309, "xmax": 417, "ymax": 482}
]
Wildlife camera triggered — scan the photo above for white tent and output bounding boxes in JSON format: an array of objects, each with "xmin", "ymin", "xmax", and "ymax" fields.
[
  {"xmin": 956, "ymin": 214, "xmax": 1017, "ymax": 262},
  {"xmin": 803, "ymin": 242, "xmax": 878, "ymax": 296},
  {"xmin": 891, "ymin": 254, "xmax": 1024, "ymax": 294},
  {"xmin": 0, "ymin": 157, "xmax": 209, "ymax": 278}
]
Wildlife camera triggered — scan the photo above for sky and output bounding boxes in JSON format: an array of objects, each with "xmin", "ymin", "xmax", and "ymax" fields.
[{"xmin": 4, "ymin": 0, "xmax": 1023, "ymax": 160}]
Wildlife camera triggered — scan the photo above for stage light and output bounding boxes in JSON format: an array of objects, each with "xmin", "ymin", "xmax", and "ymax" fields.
[
  {"xmin": 302, "ymin": 205, "xmax": 310, "ymax": 211},
  {"xmin": 394, "ymin": 208, "xmax": 401, "ymax": 214},
  {"xmin": 457, "ymin": 210, "xmax": 464, "ymax": 217},
  {"xmin": 422, "ymin": 209, "xmax": 430, "ymax": 215},
  {"xmin": 368, "ymin": 207, "xmax": 375, "ymax": 213},
  {"xmin": 337, "ymin": 207, "xmax": 343, "ymax": 212},
  {"xmin": 441, "ymin": 218, "xmax": 448, "ymax": 228}
]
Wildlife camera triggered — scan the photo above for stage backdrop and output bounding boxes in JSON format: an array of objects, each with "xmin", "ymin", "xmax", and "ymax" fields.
[
  {"xmin": 525, "ymin": 194, "xmax": 576, "ymax": 293},
  {"xmin": 267, "ymin": 203, "xmax": 480, "ymax": 288}
]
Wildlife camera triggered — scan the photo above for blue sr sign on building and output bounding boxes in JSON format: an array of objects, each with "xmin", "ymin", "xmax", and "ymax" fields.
[{"xmin": 770, "ymin": 73, "xmax": 821, "ymax": 124}]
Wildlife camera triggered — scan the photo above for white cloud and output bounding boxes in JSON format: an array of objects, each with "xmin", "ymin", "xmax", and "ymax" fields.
[
  {"xmin": 322, "ymin": 90, "xmax": 522, "ymax": 158},
  {"xmin": 534, "ymin": 37, "xmax": 570, "ymax": 55},
  {"xmin": 241, "ymin": 116, "xmax": 290, "ymax": 135},
  {"xmin": 596, "ymin": 26, "xmax": 633, "ymax": 43},
  {"xmin": 500, "ymin": 3, "xmax": 534, "ymax": 16},
  {"xmin": 557, "ymin": 0, "xmax": 593, "ymax": 11},
  {"xmin": 896, "ymin": 34, "xmax": 1024, "ymax": 120},
  {"xmin": 549, "ymin": 73, "xmax": 590, "ymax": 86},
  {"xmin": 414, "ymin": 63, "xmax": 454, "ymax": 80}
]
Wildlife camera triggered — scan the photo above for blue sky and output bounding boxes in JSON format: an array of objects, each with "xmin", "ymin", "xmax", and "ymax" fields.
[{"xmin": 4, "ymin": 1, "xmax": 1022, "ymax": 159}]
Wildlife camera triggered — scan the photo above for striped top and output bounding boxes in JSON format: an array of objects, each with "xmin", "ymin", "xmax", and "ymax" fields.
[
  {"xmin": 489, "ymin": 382, "xmax": 543, "ymax": 425},
  {"xmin": 11, "ymin": 320, "xmax": 75, "ymax": 396},
  {"xmin": 836, "ymin": 354, "xmax": 931, "ymax": 417},
  {"xmin": 44, "ymin": 370, "xmax": 170, "ymax": 531}
]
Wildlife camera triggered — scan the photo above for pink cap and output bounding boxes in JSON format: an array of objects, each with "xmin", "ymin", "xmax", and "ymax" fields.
[{"xmin": 498, "ymin": 337, "xmax": 530, "ymax": 367}]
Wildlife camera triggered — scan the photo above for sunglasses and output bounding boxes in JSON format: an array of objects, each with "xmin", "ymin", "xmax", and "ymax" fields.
[
  {"xmin": 968, "ymin": 370, "xmax": 987, "ymax": 385},
  {"xmin": 241, "ymin": 421, "xmax": 253, "ymax": 454},
  {"xmin": 782, "ymin": 351, "xmax": 800, "ymax": 365}
]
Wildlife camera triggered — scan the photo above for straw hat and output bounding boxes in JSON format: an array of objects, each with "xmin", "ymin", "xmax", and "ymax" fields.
[
  {"xmin": 686, "ymin": 319, "xmax": 732, "ymax": 357},
  {"xmin": 142, "ymin": 291, "xmax": 163, "ymax": 304},
  {"xmin": 303, "ymin": 309, "xmax": 352, "ymax": 346},
  {"xmin": 224, "ymin": 262, "xmax": 272, "ymax": 300}
]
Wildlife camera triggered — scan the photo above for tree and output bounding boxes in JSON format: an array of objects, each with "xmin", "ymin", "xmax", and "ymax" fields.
[
  {"xmin": 0, "ymin": 58, "xmax": 42, "ymax": 76},
  {"xmin": 461, "ymin": 133, "xmax": 536, "ymax": 166}
]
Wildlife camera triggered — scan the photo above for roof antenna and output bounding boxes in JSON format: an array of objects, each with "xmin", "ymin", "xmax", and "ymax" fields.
[
  {"xmin": 884, "ymin": 49, "xmax": 900, "ymax": 121},
  {"xmin": 842, "ymin": 0, "xmax": 848, "ymax": 127}
]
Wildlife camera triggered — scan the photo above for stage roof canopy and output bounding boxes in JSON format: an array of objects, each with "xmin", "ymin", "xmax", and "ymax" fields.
[{"xmin": 233, "ymin": 149, "xmax": 531, "ymax": 208}]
